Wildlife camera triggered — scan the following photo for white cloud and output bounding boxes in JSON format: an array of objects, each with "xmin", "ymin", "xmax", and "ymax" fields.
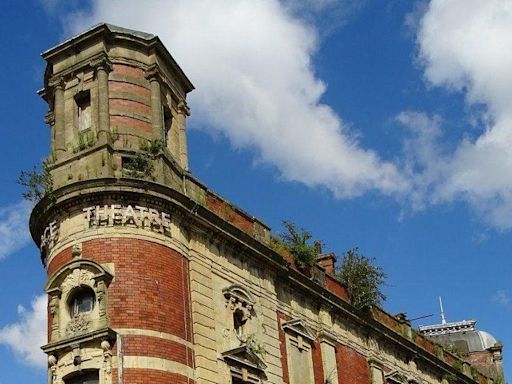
[
  {"xmin": 395, "ymin": 111, "xmax": 445, "ymax": 211},
  {"xmin": 0, "ymin": 201, "xmax": 32, "ymax": 260},
  {"xmin": 282, "ymin": 0, "xmax": 367, "ymax": 35},
  {"xmin": 492, "ymin": 290, "xmax": 510, "ymax": 306},
  {"xmin": 408, "ymin": 0, "xmax": 512, "ymax": 228},
  {"xmin": 0, "ymin": 295, "xmax": 47, "ymax": 369},
  {"xmin": 60, "ymin": 0, "xmax": 407, "ymax": 199}
]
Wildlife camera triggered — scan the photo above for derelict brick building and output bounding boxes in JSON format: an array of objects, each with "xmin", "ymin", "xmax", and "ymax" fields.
[{"xmin": 29, "ymin": 24, "xmax": 503, "ymax": 384}]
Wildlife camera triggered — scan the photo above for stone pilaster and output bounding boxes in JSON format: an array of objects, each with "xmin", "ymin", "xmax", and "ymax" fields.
[
  {"xmin": 50, "ymin": 77, "xmax": 66, "ymax": 158},
  {"xmin": 177, "ymin": 101, "xmax": 190, "ymax": 171},
  {"xmin": 44, "ymin": 111, "xmax": 56, "ymax": 156},
  {"xmin": 93, "ymin": 58, "xmax": 112, "ymax": 144},
  {"xmin": 145, "ymin": 66, "xmax": 164, "ymax": 141}
]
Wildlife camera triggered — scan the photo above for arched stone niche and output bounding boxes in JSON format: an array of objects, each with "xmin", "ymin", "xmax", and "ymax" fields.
[
  {"xmin": 223, "ymin": 284, "xmax": 256, "ymax": 342},
  {"xmin": 45, "ymin": 260, "xmax": 113, "ymax": 342}
]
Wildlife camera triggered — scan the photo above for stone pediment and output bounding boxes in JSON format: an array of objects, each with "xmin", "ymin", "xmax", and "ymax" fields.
[
  {"xmin": 282, "ymin": 318, "xmax": 315, "ymax": 342},
  {"xmin": 222, "ymin": 345, "xmax": 267, "ymax": 372},
  {"xmin": 45, "ymin": 259, "xmax": 113, "ymax": 292},
  {"xmin": 385, "ymin": 371, "xmax": 407, "ymax": 383}
]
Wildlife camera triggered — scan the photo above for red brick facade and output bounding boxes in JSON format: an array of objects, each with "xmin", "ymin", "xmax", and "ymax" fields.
[
  {"xmin": 336, "ymin": 343, "xmax": 371, "ymax": 384},
  {"xmin": 311, "ymin": 340, "xmax": 325, "ymax": 384},
  {"xmin": 47, "ymin": 238, "xmax": 194, "ymax": 383},
  {"xmin": 109, "ymin": 64, "xmax": 152, "ymax": 134}
]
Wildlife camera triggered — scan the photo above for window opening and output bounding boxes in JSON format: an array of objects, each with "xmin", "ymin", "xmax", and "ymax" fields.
[
  {"xmin": 66, "ymin": 371, "xmax": 99, "ymax": 384},
  {"xmin": 69, "ymin": 287, "xmax": 95, "ymax": 317},
  {"xmin": 75, "ymin": 91, "xmax": 91, "ymax": 131},
  {"xmin": 163, "ymin": 105, "xmax": 172, "ymax": 144}
]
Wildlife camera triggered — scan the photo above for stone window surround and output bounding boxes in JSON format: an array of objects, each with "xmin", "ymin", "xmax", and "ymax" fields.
[
  {"xmin": 45, "ymin": 259, "xmax": 113, "ymax": 342},
  {"xmin": 282, "ymin": 318, "xmax": 316, "ymax": 384}
]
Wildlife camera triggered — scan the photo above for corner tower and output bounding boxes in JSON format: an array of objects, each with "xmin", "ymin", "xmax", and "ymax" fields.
[{"xmin": 31, "ymin": 24, "xmax": 196, "ymax": 384}]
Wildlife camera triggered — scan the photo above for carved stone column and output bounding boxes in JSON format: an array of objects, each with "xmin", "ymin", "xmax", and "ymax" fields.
[
  {"xmin": 48, "ymin": 354, "xmax": 58, "ymax": 384},
  {"xmin": 51, "ymin": 77, "xmax": 66, "ymax": 158},
  {"xmin": 95, "ymin": 278, "xmax": 109, "ymax": 328},
  {"xmin": 94, "ymin": 58, "xmax": 112, "ymax": 144},
  {"xmin": 146, "ymin": 66, "xmax": 164, "ymax": 141},
  {"xmin": 48, "ymin": 288, "xmax": 61, "ymax": 341},
  {"xmin": 101, "ymin": 339, "xmax": 112, "ymax": 383},
  {"xmin": 177, "ymin": 101, "xmax": 190, "ymax": 171},
  {"xmin": 44, "ymin": 111, "xmax": 56, "ymax": 157}
]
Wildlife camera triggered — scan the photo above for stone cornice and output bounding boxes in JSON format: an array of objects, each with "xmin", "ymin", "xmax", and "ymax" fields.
[
  {"xmin": 42, "ymin": 23, "xmax": 194, "ymax": 94},
  {"xmin": 42, "ymin": 327, "xmax": 116, "ymax": 354},
  {"xmin": 46, "ymin": 51, "xmax": 111, "ymax": 86}
]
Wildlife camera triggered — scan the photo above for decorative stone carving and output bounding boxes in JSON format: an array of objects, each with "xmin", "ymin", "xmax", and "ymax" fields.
[
  {"xmin": 61, "ymin": 268, "xmax": 95, "ymax": 293},
  {"xmin": 223, "ymin": 284, "xmax": 255, "ymax": 341},
  {"xmin": 102, "ymin": 339, "xmax": 112, "ymax": 380},
  {"xmin": 95, "ymin": 280, "xmax": 108, "ymax": 325},
  {"xmin": 49, "ymin": 355, "xmax": 58, "ymax": 384},
  {"xmin": 177, "ymin": 100, "xmax": 191, "ymax": 117},
  {"xmin": 48, "ymin": 291, "xmax": 61, "ymax": 341},
  {"xmin": 45, "ymin": 260, "xmax": 113, "ymax": 345},
  {"xmin": 90, "ymin": 55, "xmax": 113, "ymax": 74},
  {"xmin": 72, "ymin": 244, "xmax": 82, "ymax": 259},
  {"xmin": 65, "ymin": 314, "xmax": 91, "ymax": 337}
]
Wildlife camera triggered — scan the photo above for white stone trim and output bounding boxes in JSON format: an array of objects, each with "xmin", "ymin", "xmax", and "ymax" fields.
[
  {"xmin": 121, "ymin": 356, "xmax": 195, "ymax": 379},
  {"xmin": 115, "ymin": 328, "xmax": 193, "ymax": 348}
]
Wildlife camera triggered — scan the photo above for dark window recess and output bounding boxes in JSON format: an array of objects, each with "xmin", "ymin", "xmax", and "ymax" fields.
[
  {"xmin": 66, "ymin": 371, "xmax": 99, "ymax": 384},
  {"xmin": 163, "ymin": 106, "xmax": 172, "ymax": 144},
  {"xmin": 75, "ymin": 91, "xmax": 91, "ymax": 131},
  {"xmin": 233, "ymin": 308, "xmax": 247, "ymax": 337},
  {"xmin": 70, "ymin": 288, "xmax": 95, "ymax": 316}
]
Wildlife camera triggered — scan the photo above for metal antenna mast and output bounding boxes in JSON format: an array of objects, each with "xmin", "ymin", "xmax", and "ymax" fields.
[{"xmin": 439, "ymin": 296, "xmax": 447, "ymax": 325}]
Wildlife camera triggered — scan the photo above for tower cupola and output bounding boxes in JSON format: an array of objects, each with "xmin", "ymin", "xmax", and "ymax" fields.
[{"xmin": 39, "ymin": 23, "xmax": 194, "ymax": 189}]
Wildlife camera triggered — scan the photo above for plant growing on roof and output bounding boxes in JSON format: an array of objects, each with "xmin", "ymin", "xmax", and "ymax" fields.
[
  {"xmin": 124, "ymin": 139, "xmax": 166, "ymax": 179},
  {"xmin": 335, "ymin": 247, "xmax": 386, "ymax": 310},
  {"xmin": 139, "ymin": 138, "xmax": 165, "ymax": 155},
  {"xmin": 18, "ymin": 158, "xmax": 54, "ymax": 202},
  {"xmin": 278, "ymin": 221, "xmax": 317, "ymax": 269},
  {"xmin": 73, "ymin": 130, "xmax": 96, "ymax": 153}
]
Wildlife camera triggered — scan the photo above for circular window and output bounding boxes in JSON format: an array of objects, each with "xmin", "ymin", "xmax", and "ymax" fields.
[{"xmin": 69, "ymin": 287, "xmax": 95, "ymax": 316}]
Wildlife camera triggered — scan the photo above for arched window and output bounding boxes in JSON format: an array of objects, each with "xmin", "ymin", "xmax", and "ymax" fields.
[
  {"xmin": 69, "ymin": 287, "xmax": 95, "ymax": 316},
  {"xmin": 65, "ymin": 371, "xmax": 99, "ymax": 384}
]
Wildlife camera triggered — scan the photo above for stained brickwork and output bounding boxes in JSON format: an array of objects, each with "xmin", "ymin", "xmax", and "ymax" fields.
[
  {"xmin": 277, "ymin": 312, "xmax": 291, "ymax": 384},
  {"xmin": 121, "ymin": 369, "xmax": 192, "ymax": 384},
  {"xmin": 336, "ymin": 343, "xmax": 371, "ymax": 384},
  {"xmin": 311, "ymin": 340, "xmax": 325, "ymax": 384}
]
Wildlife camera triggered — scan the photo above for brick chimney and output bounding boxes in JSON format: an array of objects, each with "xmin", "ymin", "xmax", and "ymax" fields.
[{"xmin": 317, "ymin": 252, "xmax": 336, "ymax": 275}]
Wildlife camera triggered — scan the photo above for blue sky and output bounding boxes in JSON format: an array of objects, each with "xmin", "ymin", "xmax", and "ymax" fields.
[{"xmin": 0, "ymin": 0, "xmax": 510, "ymax": 382}]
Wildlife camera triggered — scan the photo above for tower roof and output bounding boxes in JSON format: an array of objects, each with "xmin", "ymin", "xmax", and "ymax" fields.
[{"xmin": 42, "ymin": 22, "xmax": 194, "ymax": 93}]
